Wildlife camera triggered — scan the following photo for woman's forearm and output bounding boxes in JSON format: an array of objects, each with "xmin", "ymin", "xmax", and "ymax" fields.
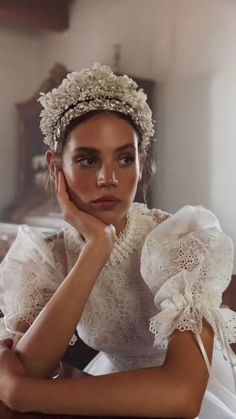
[
  {"xmin": 14, "ymin": 240, "xmax": 110, "ymax": 379},
  {"xmin": 8, "ymin": 365, "xmax": 199, "ymax": 418},
  {"xmin": 6, "ymin": 326, "xmax": 212, "ymax": 417}
]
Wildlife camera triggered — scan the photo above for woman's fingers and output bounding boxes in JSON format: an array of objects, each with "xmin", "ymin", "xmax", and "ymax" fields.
[
  {"xmin": 57, "ymin": 170, "xmax": 67, "ymax": 195},
  {"xmin": 56, "ymin": 171, "xmax": 85, "ymax": 232},
  {"xmin": 56, "ymin": 171, "xmax": 75, "ymax": 216},
  {"xmin": 55, "ymin": 169, "xmax": 116, "ymax": 247},
  {"xmin": 57, "ymin": 171, "xmax": 72, "ymax": 204},
  {"xmin": 0, "ymin": 339, "xmax": 13, "ymax": 349}
]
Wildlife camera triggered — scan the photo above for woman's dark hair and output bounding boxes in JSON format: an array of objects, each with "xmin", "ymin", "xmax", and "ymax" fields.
[{"xmin": 48, "ymin": 110, "xmax": 157, "ymax": 205}]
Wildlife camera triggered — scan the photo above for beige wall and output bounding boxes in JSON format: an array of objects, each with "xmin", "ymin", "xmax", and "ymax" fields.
[
  {"xmin": 39, "ymin": 0, "xmax": 236, "ymax": 272},
  {"xmin": 0, "ymin": 0, "xmax": 236, "ymax": 270}
]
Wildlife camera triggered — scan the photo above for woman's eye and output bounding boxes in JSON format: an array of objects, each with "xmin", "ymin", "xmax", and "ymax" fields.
[
  {"xmin": 74, "ymin": 155, "xmax": 135, "ymax": 167},
  {"xmin": 119, "ymin": 156, "xmax": 135, "ymax": 166},
  {"xmin": 76, "ymin": 157, "xmax": 97, "ymax": 167}
]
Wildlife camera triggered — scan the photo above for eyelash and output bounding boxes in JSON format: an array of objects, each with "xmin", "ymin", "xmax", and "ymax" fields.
[{"xmin": 75, "ymin": 156, "xmax": 135, "ymax": 167}]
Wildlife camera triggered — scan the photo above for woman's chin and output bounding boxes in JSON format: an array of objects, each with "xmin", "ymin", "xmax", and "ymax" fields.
[
  {"xmin": 93, "ymin": 210, "xmax": 121, "ymax": 224},
  {"xmin": 91, "ymin": 207, "xmax": 127, "ymax": 232},
  {"xmin": 72, "ymin": 200, "xmax": 128, "ymax": 233}
]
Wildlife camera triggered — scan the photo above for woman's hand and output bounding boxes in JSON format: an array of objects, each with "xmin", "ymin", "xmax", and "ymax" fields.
[
  {"xmin": 0, "ymin": 340, "xmax": 25, "ymax": 407},
  {"xmin": 56, "ymin": 170, "xmax": 116, "ymax": 249},
  {"xmin": 0, "ymin": 339, "xmax": 25, "ymax": 375}
]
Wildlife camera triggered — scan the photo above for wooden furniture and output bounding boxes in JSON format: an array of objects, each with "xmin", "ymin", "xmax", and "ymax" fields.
[
  {"xmin": 15, "ymin": 63, "xmax": 68, "ymax": 197},
  {"xmin": 0, "ymin": 0, "xmax": 74, "ymax": 32},
  {"xmin": 2, "ymin": 63, "xmax": 69, "ymax": 226}
]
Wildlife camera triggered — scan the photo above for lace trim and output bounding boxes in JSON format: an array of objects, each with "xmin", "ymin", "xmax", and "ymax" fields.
[
  {"xmin": 63, "ymin": 224, "xmax": 84, "ymax": 255},
  {"xmin": 107, "ymin": 203, "xmax": 156, "ymax": 266},
  {"xmin": 63, "ymin": 203, "xmax": 159, "ymax": 266}
]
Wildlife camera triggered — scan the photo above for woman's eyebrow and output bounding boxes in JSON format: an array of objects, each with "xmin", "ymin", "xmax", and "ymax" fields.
[{"xmin": 72, "ymin": 143, "xmax": 135, "ymax": 155}]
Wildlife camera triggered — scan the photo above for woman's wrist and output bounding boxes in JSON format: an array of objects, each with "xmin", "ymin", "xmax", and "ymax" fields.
[
  {"xmin": 81, "ymin": 235, "xmax": 114, "ymax": 261},
  {"xmin": 69, "ymin": 238, "xmax": 112, "ymax": 289}
]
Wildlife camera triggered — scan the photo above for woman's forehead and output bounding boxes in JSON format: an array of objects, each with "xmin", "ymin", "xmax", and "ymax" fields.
[{"xmin": 66, "ymin": 113, "xmax": 139, "ymax": 151}]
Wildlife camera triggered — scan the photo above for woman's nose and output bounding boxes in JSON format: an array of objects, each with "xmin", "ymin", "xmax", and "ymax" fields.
[{"xmin": 96, "ymin": 165, "xmax": 118, "ymax": 187}]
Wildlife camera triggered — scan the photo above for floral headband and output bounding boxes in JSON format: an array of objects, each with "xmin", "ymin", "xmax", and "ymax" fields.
[{"xmin": 38, "ymin": 63, "xmax": 155, "ymax": 151}]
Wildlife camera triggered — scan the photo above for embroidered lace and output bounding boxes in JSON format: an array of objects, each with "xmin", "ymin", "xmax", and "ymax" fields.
[{"xmin": 0, "ymin": 203, "xmax": 235, "ymax": 374}]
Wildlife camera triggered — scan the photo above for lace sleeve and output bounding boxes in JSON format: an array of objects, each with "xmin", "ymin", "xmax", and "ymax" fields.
[
  {"xmin": 0, "ymin": 225, "xmax": 65, "ymax": 340},
  {"xmin": 150, "ymin": 207, "xmax": 170, "ymax": 225},
  {"xmin": 140, "ymin": 206, "xmax": 236, "ymax": 351}
]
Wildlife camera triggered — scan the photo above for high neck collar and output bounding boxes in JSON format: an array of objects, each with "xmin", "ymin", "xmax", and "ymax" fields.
[{"xmin": 63, "ymin": 203, "xmax": 156, "ymax": 266}]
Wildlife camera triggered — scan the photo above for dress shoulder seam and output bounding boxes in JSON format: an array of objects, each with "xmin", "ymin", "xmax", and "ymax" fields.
[{"xmin": 150, "ymin": 208, "xmax": 171, "ymax": 225}]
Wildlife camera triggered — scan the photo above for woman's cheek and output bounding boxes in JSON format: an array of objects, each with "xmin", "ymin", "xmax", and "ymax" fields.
[
  {"xmin": 71, "ymin": 179, "xmax": 91, "ymax": 200},
  {"xmin": 66, "ymin": 169, "xmax": 89, "ymax": 191},
  {"xmin": 64, "ymin": 172, "xmax": 89, "ymax": 202},
  {"xmin": 123, "ymin": 170, "xmax": 139, "ymax": 189}
]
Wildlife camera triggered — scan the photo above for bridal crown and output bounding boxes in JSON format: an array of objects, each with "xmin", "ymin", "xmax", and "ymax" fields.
[{"xmin": 38, "ymin": 63, "xmax": 155, "ymax": 151}]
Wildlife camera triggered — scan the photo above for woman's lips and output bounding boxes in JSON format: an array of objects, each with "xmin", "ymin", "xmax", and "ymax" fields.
[{"xmin": 92, "ymin": 200, "xmax": 121, "ymax": 210}]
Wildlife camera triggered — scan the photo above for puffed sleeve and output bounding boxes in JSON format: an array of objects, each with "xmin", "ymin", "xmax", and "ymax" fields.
[
  {"xmin": 0, "ymin": 225, "xmax": 65, "ymax": 340},
  {"xmin": 140, "ymin": 205, "xmax": 236, "ymax": 352}
]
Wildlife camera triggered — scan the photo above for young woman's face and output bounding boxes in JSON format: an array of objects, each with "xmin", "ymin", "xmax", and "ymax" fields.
[{"xmin": 61, "ymin": 112, "xmax": 144, "ymax": 234}]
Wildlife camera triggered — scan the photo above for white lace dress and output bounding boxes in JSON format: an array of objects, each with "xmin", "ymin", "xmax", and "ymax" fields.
[{"xmin": 0, "ymin": 203, "xmax": 235, "ymax": 418}]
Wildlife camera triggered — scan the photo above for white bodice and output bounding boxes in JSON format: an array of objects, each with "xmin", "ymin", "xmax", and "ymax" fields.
[
  {"xmin": 64, "ymin": 203, "xmax": 170, "ymax": 369},
  {"xmin": 0, "ymin": 203, "xmax": 235, "ymax": 373},
  {"xmin": 0, "ymin": 202, "xmax": 235, "ymax": 417}
]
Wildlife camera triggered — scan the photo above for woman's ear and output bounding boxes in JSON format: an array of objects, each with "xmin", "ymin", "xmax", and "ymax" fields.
[
  {"xmin": 45, "ymin": 149, "xmax": 56, "ymax": 180},
  {"xmin": 45, "ymin": 149, "xmax": 54, "ymax": 168}
]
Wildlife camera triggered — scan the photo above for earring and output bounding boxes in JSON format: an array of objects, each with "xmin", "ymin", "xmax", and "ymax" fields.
[
  {"xmin": 49, "ymin": 163, "xmax": 57, "ymax": 183},
  {"xmin": 49, "ymin": 168, "xmax": 54, "ymax": 181},
  {"xmin": 139, "ymin": 172, "xmax": 142, "ymax": 182}
]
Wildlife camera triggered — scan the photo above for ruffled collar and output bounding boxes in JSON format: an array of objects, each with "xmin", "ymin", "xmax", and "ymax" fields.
[{"xmin": 63, "ymin": 203, "xmax": 156, "ymax": 266}]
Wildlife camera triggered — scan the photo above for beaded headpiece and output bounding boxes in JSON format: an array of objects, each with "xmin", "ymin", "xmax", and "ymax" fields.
[{"xmin": 38, "ymin": 63, "xmax": 155, "ymax": 151}]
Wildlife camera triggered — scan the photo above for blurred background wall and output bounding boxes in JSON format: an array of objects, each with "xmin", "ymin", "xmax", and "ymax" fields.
[{"xmin": 0, "ymin": 0, "xmax": 236, "ymax": 271}]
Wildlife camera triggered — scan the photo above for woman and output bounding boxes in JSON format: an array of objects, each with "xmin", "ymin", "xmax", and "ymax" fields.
[{"xmin": 0, "ymin": 63, "xmax": 235, "ymax": 418}]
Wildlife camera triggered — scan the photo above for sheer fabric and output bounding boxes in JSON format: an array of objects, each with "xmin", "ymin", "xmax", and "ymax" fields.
[{"xmin": 0, "ymin": 203, "xmax": 235, "ymax": 418}]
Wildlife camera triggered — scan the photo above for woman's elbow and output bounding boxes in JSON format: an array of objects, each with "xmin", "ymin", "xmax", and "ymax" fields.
[
  {"xmin": 181, "ymin": 402, "xmax": 202, "ymax": 419},
  {"xmin": 177, "ymin": 384, "xmax": 204, "ymax": 418}
]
